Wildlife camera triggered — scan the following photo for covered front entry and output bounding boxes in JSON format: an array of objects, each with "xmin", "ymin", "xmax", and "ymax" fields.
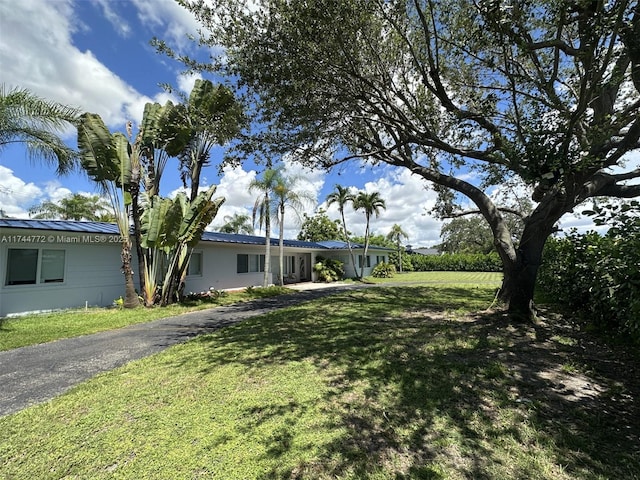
[{"xmin": 298, "ymin": 253, "xmax": 312, "ymax": 282}]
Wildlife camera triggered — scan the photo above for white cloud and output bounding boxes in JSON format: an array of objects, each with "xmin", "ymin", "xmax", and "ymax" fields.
[
  {"xmin": 321, "ymin": 167, "xmax": 443, "ymax": 247},
  {"xmin": 177, "ymin": 72, "xmax": 203, "ymax": 95},
  {"xmin": 91, "ymin": 0, "xmax": 132, "ymax": 37},
  {"xmin": 208, "ymin": 162, "xmax": 325, "ymax": 238},
  {"xmin": 132, "ymin": 0, "xmax": 203, "ymax": 52},
  {"xmin": 0, "ymin": 0, "xmax": 193, "ymax": 134},
  {"xmin": 0, "ymin": 166, "xmax": 44, "ymax": 217}
]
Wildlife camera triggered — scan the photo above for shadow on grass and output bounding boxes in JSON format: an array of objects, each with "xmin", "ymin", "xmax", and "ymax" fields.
[{"xmin": 171, "ymin": 286, "xmax": 640, "ymax": 479}]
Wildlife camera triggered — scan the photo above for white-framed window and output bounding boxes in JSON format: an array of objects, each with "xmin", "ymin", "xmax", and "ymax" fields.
[
  {"xmin": 5, "ymin": 248, "xmax": 66, "ymax": 286},
  {"xmin": 376, "ymin": 255, "xmax": 386, "ymax": 265},
  {"xmin": 187, "ymin": 251, "xmax": 202, "ymax": 276},
  {"xmin": 237, "ymin": 254, "xmax": 266, "ymax": 273},
  {"xmin": 358, "ymin": 255, "xmax": 371, "ymax": 268}
]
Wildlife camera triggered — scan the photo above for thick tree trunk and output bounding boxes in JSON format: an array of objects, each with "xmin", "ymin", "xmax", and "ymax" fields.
[
  {"xmin": 121, "ymin": 241, "xmax": 140, "ymax": 309},
  {"xmin": 499, "ymin": 226, "xmax": 549, "ymax": 322},
  {"xmin": 131, "ymin": 190, "xmax": 145, "ymax": 298}
]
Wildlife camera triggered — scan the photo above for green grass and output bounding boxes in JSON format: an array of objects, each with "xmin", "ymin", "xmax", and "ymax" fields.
[
  {"xmin": 1, "ymin": 283, "xmax": 637, "ymax": 479},
  {"xmin": 363, "ymin": 270, "xmax": 503, "ymax": 285},
  {"xmin": 0, "ymin": 273, "xmax": 500, "ymax": 351},
  {"xmin": 0, "ymin": 286, "xmax": 292, "ymax": 351}
]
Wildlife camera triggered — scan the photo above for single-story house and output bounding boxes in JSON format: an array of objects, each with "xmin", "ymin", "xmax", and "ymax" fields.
[{"xmin": 0, "ymin": 219, "xmax": 393, "ymax": 317}]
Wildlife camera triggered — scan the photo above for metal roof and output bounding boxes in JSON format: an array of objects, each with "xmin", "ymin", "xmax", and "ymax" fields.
[
  {"xmin": 316, "ymin": 240, "xmax": 394, "ymax": 251},
  {"xmin": 0, "ymin": 218, "xmax": 121, "ymax": 234},
  {"xmin": 200, "ymin": 231, "xmax": 325, "ymax": 249},
  {"xmin": 0, "ymin": 219, "xmax": 393, "ymax": 251}
]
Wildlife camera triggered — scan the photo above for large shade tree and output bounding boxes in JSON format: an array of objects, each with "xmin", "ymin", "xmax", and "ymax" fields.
[
  {"xmin": 169, "ymin": 0, "xmax": 640, "ymax": 320},
  {"xmin": 297, "ymin": 209, "xmax": 342, "ymax": 242}
]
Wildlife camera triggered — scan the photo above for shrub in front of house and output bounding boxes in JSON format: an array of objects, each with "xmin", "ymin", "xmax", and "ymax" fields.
[
  {"xmin": 314, "ymin": 256, "xmax": 345, "ymax": 282},
  {"xmin": 371, "ymin": 261, "xmax": 396, "ymax": 278}
]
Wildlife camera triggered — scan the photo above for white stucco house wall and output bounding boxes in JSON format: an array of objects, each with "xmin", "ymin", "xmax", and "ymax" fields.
[{"xmin": 0, "ymin": 219, "xmax": 393, "ymax": 316}]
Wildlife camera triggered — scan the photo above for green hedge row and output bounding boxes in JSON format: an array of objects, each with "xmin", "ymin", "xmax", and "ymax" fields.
[
  {"xmin": 408, "ymin": 252, "xmax": 502, "ymax": 272},
  {"xmin": 537, "ymin": 204, "xmax": 640, "ymax": 341}
]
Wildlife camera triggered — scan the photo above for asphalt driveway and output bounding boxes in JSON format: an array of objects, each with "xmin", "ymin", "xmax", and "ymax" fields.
[{"xmin": 0, "ymin": 284, "xmax": 360, "ymax": 417}]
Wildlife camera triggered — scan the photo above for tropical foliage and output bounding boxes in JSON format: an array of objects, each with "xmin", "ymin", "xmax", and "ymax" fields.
[
  {"xmin": 78, "ymin": 80, "xmax": 242, "ymax": 307},
  {"xmin": 313, "ymin": 255, "xmax": 345, "ymax": 283},
  {"xmin": 371, "ymin": 261, "xmax": 396, "ymax": 278},
  {"xmin": 537, "ymin": 201, "xmax": 640, "ymax": 341},
  {"xmin": 28, "ymin": 193, "xmax": 114, "ymax": 222},
  {"xmin": 218, "ymin": 212, "xmax": 253, "ymax": 234},
  {"xmin": 297, "ymin": 209, "xmax": 342, "ymax": 242},
  {"xmin": 0, "ymin": 84, "xmax": 79, "ymax": 174},
  {"xmin": 249, "ymin": 167, "xmax": 281, "ymax": 287},
  {"xmin": 326, "ymin": 185, "xmax": 358, "ymax": 277},
  {"xmin": 353, "ymin": 191, "xmax": 386, "ymax": 279},
  {"xmin": 77, "ymin": 112, "xmax": 141, "ymax": 308},
  {"xmin": 386, "ymin": 223, "xmax": 409, "ymax": 272},
  {"xmin": 410, "ymin": 252, "xmax": 503, "ymax": 273},
  {"xmin": 272, "ymin": 173, "xmax": 314, "ymax": 285}
]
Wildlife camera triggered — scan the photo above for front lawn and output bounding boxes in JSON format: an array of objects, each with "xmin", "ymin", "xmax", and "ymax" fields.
[
  {"xmin": 0, "ymin": 286, "xmax": 292, "ymax": 351},
  {"xmin": 1, "ymin": 284, "xmax": 638, "ymax": 479}
]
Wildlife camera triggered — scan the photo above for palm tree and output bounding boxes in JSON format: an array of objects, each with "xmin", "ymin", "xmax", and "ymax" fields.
[
  {"xmin": 171, "ymin": 80, "xmax": 243, "ymax": 201},
  {"xmin": 326, "ymin": 185, "xmax": 359, "ymax": 278},
  {"xmin": 0, "ymin": 85, "xmax": 80, "ymax": 174},
  {"xmin": 353, "ymin": 191, "xmax": 386, "ymax": 279},
  {"xmin": 249, "ymin": 168, "xmax": 282, "ymax": 287},
  {"xmin": 77, "ymin": 113, "xmax": 140, "ymax": 308},
  {"xmin": 219, "ymin": 213, "xmax": 254, "ymax": 234},
  {"xmin": 386, "ymin": 223, "xmax": 409, "ymax": 272},
  {"xmin": 272, "ymin": 174, "xmax": 314, "ymax": 285}
]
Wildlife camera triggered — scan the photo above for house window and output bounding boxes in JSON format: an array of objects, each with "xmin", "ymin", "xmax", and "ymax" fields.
[
  {"xmin": 187, "ymin": 251, "xmax": 202, "ymax": 276},
  {"xmin": 376, "ymin": 255, "xmax": 386, "ymax": 265},
  {"xmin": 5, "ymin": 248, "xmax": 65, "ymax": 286},
  {"xmin": 358, "ymin": 255, "xmax": 371, "ymax": 268},
  {"xmin": 40, "ymin": 250, "xmax": 65, "ymax": 283},
  {"xmin": 237, "ymin": 254, "xmax": 266, "ymax": 273}
]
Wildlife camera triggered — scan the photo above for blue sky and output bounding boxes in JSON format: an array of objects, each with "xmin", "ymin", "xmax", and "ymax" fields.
[{"xmin": 0, "ymin": 0, "xmax": 624, "ymax": 246}]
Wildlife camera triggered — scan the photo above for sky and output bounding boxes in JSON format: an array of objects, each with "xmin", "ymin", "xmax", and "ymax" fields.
[{"xmin": 0, "ymin": 0, "xmax": 634, "ymax": 247}]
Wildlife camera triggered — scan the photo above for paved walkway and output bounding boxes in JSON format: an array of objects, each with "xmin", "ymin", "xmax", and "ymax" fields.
[{"xmin": 0, "ymin": 284, "xmax": 361, "ymax": 417}]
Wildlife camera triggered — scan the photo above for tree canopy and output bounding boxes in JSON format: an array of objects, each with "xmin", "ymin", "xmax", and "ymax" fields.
[
  {"xmin": 28, "ymin": 193, "xmax": 115, "ymax": 222},
  {"xmin": 171, "ymin": 0, "xmax": 640, "ymax": 319},
  {"xmin": 297, "ymin": 209, "xmax": 342, "ymax": 242}
]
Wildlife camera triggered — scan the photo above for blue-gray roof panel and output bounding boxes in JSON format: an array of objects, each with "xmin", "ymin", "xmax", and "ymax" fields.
[{"xmin": 0, "ymin": 219, "xmax": 393, "ymax": 251}]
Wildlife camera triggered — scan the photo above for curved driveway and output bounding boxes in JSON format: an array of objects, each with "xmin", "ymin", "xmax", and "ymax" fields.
[{"xmin": 0, "ymin": 284, "xmax": 361, "ymax": 417}]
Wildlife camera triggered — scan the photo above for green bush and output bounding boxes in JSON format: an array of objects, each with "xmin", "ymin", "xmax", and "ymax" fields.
[
  {"xmin": 313, "ymin": 256, "xmax": 345, "ymax": 282},
  {"xmin": 409, "ymin": 252, "xmax": 502, "ymax": 272},
  {"xmin": 537, "ymin": 201, "xmax": 640, "ymax": 341},
  {"xmin": 388, "ymin": 251, "xmax": 414, "ymax": 272},
  {"xmin": 371, "ymin": 261, "xmax": 397, "ymax": 278}
]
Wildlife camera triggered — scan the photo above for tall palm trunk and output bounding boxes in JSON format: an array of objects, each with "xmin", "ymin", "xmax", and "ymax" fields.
[
  {"xmin": 278, "ymin": 204, "xmax": 286, "ymax": 286},
  {"xmin": 263, "ymin": 199, "xmax": 271, "ymax": 288},
  {"xmin": 340, "ymin": 209, "xmax": 359, "ymax": 279},
  {"xmin": 360, "ymin": 213, "xmax": 371, "ymax": 279}
]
